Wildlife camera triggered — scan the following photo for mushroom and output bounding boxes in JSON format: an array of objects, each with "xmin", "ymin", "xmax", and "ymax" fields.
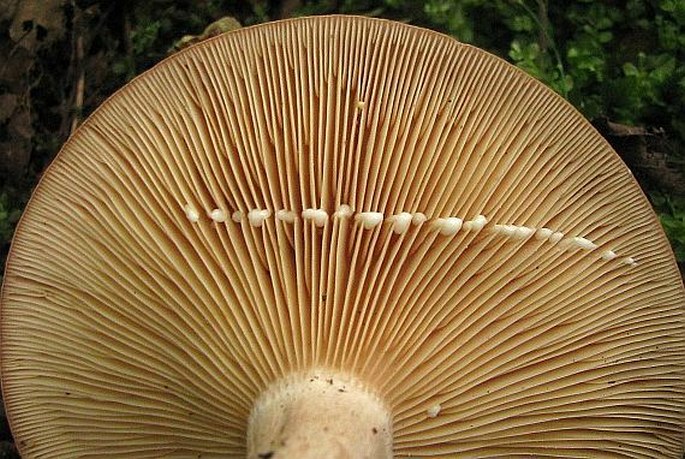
[{"xmin": 2, "ymin": 15, "xmax": 684, "ymax": 458}]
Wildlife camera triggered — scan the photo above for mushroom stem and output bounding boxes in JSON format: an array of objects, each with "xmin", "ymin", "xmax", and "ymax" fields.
[{"xmin": 247, "ymin": 372, "xmax": 393, "ymax": 458}]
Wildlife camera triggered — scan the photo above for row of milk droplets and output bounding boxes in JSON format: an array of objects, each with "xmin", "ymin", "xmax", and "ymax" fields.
[{"xmin": 184, "ymin": 203, "xmax": 637, "ymax": 267}]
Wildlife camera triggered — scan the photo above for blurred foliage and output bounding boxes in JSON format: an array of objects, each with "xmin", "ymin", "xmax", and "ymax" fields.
[
  {"xmin": 0, "ymin": 0, "xmax": 684, "ymax": 275},
  {"xmin": 0, "ymin": 194, "xmax": 21, "ymax": 246},
  {"xmin": 652, "ymin": 192, "xmax": 685, "ymax": 262},
  {"xmin": 0, "ymin": 193, "xmax": 22, "ymax": 285}
]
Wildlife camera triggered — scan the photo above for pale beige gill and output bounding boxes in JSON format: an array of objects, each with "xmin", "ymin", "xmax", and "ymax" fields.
[{"xmin": 1, "ymin": 15, "xmax": 684, "ymax": 459}]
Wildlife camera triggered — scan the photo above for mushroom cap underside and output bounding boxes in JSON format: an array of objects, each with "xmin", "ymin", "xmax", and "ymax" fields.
[{"xmin": 2, "ymin": 15, "xmax": 684, "ymax": 458}]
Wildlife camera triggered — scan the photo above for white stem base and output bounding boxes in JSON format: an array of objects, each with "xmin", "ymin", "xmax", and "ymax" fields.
[{"xmin": 247, "ymin": 372, "xmax": 392, "ymax": 459}]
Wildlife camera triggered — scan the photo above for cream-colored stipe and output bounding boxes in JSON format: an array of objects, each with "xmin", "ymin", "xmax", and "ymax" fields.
[
  {"xmin": 248, "ymin": 371, "xmax": 392, "ymax": 458},
  {"xmin": 2, "ymin": 16, "xmax": 684, "ymax": 459}
]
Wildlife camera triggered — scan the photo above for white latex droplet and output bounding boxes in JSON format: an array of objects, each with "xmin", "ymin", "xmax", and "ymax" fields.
[
  {"xmin": 535, "ymin": 228, "xmax": 554, "ymax": 240},
  {"xmin": 391, "ymin": 212, "xmax": 413, "ymax": 234},
  {"xmin": 601, "ymin": 250, "xmax": 618, "ymax": 260},
  {"xmin": 302, "ymin": 208, "xmax": 328, "ymax": 227},
  {"xmin": 333, "ymin": 205, "xmax": 353, "ymax": 219},
  {"xmin": 248, "ymin": 209, "xmax": 271, "ymax": 227},
  {"xmin": 435, "ymin": 217, "xmax": 463, "ymax": 236},
  {"xmin": 276, "ymin": 210, "xmax": 297, "ymax": 223},
  {"xmin": 412, "ymin": 213, "xmax": 427, "ymax": 225},
  {"xmin": 463, "ymin": 214, "xmax": 487, "ymax": 232},
  {"xmin": 356, "ymin": 212, "xmax": 384, "ymax": 229},
  {"xmin": 209, "ymin": 208, "xmax": 227, "ymax": 222},
  {"xmin": 557, "ymin": 238, "xmax": 572, "ymax": 249},
  {"xmin": 427, "ymin": 404, "xmax": 441, "ymax": 418},
  {"xmin": 571, "ymin": 236, "xmax": 598, "ymax": 250},
  {"xmin": 622, "ymin": 257, "xmax": 637, "ymax": 267},
  {"xmin": 493, "ymin": 224, "xmax": 515, "ymax": 237},
  {"xmin": 512, "ymin": 226, "xmax": 535, "ymax": 240},
  {"xmin": 184, "ymin": 204, "xmax": 200, "ymax": 222},
  {"xmin": 549, "ymin": 232, "xmax": 564, "ymax": 244}
]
